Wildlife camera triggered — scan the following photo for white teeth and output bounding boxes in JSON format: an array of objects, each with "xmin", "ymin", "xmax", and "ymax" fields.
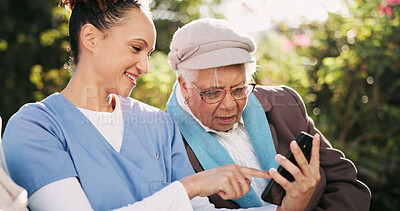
[{"xmin": 125, "ymin": 72, "xmax": 136, "ymax": 80}]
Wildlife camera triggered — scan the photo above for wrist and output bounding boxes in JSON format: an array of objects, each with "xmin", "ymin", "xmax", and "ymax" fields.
[
  {"xmin": 180, "ymin": 175, "xmax": 198, "ymax": 199},
  {"xmin": 277, "ymin": 206, "xmax": 287, "ymax": 211}
]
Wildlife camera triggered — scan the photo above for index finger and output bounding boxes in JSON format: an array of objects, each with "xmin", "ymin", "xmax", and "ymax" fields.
[
  {"xmin": 238, "ymin": 166, "xmax": 271, "ymax": 179},
  {"xmin": 290, "ymin": 140, "xmax": 313, "ymax": 177}
]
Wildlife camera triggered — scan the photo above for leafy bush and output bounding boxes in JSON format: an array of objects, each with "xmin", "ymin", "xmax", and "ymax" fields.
[
  {"xmin": 255, "ymin": 0, "xmax": 400, "ymax": 210},
  {"xmin": 0, "ymin": 0, "xmax": 398, "ymax": 210}
]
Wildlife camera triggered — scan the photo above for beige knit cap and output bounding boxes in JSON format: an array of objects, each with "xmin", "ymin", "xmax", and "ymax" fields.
[{"xmin": 168, "ymin": 18, "xmax": 256, "ymax": 71}]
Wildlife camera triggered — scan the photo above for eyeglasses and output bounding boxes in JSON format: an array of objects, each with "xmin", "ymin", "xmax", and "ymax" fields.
[{"xmin": 190, "ymin": 81, "xmax": 256, "ymax": 104}]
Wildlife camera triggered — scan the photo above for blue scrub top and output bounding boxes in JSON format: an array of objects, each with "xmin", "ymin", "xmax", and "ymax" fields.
[{"xmin": 2, "ymin": 93, "xmax": 195, "ymax": 211}]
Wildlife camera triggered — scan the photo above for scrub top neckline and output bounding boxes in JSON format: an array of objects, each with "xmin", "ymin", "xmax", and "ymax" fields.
[{"xmin": 52, "ymin": 92, "xmax": 128, "ymax": 154}]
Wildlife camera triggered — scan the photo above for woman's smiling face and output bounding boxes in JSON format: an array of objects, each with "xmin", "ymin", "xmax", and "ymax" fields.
[{"xmin": 93, "ymin": 9, "xmax": 156, "ymax": 97}]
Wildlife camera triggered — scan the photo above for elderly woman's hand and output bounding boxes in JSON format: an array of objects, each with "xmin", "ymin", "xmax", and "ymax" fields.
[
  {"xmin": 180, "ymin": 164, "xmax": 271, "ymax": 200},
  {"xmin": 271, "ymin": 134, "xmax": 321, "ymax": 211}
]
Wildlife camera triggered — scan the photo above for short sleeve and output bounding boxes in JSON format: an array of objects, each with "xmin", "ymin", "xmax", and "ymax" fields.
[{"xmin": 2, "ymin": 106, "xmax": 78, "ymax": 196}]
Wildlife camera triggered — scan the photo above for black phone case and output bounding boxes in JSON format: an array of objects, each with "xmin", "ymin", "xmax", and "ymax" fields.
[{"xmin": 261, "ymin": 131, "xmax": 313, "ymax": 205}]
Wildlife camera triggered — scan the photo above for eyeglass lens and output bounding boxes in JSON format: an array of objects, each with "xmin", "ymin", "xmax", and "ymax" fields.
[{"xmin": 202, "ymin": 85, "xmax": 254, "ymax": 103}]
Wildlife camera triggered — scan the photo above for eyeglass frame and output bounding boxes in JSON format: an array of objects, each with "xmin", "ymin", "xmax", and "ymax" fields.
[{"xmin": 190, "ymin": 81, "xmax": 256, "ymax": 104}]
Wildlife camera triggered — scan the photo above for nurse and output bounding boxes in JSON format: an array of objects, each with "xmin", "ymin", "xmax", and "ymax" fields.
[{"xmin": 2, "ymin": 0, "xmax": 275, "ymax": 210}]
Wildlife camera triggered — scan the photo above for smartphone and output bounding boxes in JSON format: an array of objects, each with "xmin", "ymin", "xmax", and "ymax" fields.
[{"xmin": 261, "ymin": 131, "xmax": 313, "ymax": 205}]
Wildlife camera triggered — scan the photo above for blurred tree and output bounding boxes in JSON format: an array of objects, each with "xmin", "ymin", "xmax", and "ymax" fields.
[
  {"xmin": 1, "ymin": 0, "xmax": 399, "ymax": 210},
  {"xmin": 0, "ymin": 0, "xmax": 223, "ymax": 131},
  {"xmin": 255, "ymin": 0, "xmax": 400, "ymax": 210},
  {"xmin": 0, "ymin": 0, "xmax": 70, "ymax": 131},
  {"xmin": 151, "ymin": 0, "xmax": 222, "ymax": 53},
  {"xmin": 131, "ymin": 51, "xmax": 176, "ymax": 110}
]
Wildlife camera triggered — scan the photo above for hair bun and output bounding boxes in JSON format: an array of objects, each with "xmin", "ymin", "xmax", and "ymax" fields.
[
  {"xmin": 61, "ymin": 0, "xmax": 80, "ymax": 11},
  {"xmin": 61, "ymin": 0, "xmax": 130, "ymax": 12}
]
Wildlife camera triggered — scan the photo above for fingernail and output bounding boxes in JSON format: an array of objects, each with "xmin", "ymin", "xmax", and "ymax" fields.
[
  {"xmin": 269, "ymin": 168, "xmax": 277, "ymax": 175},
  {"xmin": 291, "ymin": 140, "xmax": 298, "ymax": 148},
  {"xmin": 275, "ymin": 154, "xmax": 285, "ymax": 162}
]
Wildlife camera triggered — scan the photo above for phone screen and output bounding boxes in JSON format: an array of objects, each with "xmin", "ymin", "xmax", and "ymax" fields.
[{"xmin": 261, "ymin": 131, "xmax": 313, "ymax": 205}]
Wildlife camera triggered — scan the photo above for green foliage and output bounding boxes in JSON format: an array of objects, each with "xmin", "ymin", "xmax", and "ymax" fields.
[
  {"xmin": 1, "ymin": 0, "xmax": 399, "ymax": 210},
  {"xmin": 131, "ymin": 52, "xmax": 176, "ymax": 110},
  {"xmin": 255, "ymin": 31, "xmax": 310, "ymax": 96},
  {"xmin": 255, "ymin": 0, "xmax": 400, "ymax": 210},
  {"xmin": 0, "ymin": 0, "xmax": 70, "ymax": 129},
  {"xmin": 0, "ymin": 0, "xmax": 222, "ymax": 127},
  {"xmin": 151, "ymin": 0, "xmax": 222, "ymax": 53}
]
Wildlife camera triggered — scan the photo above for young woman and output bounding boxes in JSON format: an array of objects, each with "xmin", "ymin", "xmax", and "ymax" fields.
[{"xmin": 2, "ymin": 1, "xmax": 275, "ymax": 210}]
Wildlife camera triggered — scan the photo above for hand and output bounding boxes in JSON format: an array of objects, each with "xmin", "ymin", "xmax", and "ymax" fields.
[
  {"xmin": 180, "ymin": 164, "xmax": 271, "ymax": 200},
  {"xmin": 271, "ymin": 134, "xmax": 321, "ymax": 211}
]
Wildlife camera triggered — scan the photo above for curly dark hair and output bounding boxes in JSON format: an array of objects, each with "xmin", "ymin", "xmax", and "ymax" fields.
[{"xmin": 60, "ymin": 0, "xmax": 149, "ymax": 64}]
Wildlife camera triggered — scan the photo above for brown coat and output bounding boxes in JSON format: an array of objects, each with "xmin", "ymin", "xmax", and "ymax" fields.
[{"xmin": 183, "ymin": 86, "xmax": 371, "ymax": 210}]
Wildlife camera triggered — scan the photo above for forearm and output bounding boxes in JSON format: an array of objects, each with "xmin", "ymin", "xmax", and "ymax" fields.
[
  {"xmin": 28, "ymin": 177, "xmax": 193, "ymax": 211},
  {"xmin": 115, "ymin": 181, "xmax": 192, "ymax": 211},
  {"xmin": 28, "ymin": 177, "xmax": 93, "ymax": 211}
]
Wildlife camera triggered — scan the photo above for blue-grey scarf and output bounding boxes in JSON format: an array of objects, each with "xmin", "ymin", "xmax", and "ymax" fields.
[{"xmin": 166, "ymin": 83, "xmax": 278, "ymax": 208}]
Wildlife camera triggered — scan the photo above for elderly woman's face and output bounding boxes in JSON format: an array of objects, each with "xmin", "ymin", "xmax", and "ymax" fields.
[{"xmin": 183, "ymin": 65, "xmax": 247, "ymax": 132}]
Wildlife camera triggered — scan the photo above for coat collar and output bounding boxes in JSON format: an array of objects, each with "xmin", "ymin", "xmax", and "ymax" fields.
[{"xmin": 253, "ymin": 87, "xmax": 272, "ymax": 113}]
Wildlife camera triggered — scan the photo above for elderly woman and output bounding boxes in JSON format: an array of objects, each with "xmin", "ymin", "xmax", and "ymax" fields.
[{"xmin": 166, "ymin": 18, "xmax": 371, "ymax": 210}]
